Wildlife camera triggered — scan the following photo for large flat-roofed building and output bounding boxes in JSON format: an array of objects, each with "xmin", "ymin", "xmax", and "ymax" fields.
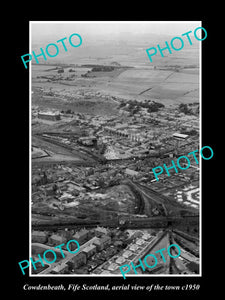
[
  {"xmin": 172, "ymin": 133, "xmax": 189, "ymax": 140},
  {"xmin": 115, "ymin": 256, "xmax": 126, "ymax": 265},
  {"xmin": 38, "ymin": 111, "xmax": 61, "ymax": 121}
]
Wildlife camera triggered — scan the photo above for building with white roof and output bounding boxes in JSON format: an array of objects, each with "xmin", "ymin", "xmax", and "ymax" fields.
[
  {"xmin": 142, "ymin": 233, "xmax": 151, "ymax": 240},
  {"xmin": 136, "ymin": 238, "xmax": 145, "ymax": 246},
  {"xmin": 108, "ymin": 263, "xmax": 118, "ymax": 271},
  {"xmin": 129, "ymin": 244, "xmax": 139, "ymax": 252},
  {"xmin": 122, "ymin": 250, "xmax": 133, "ymax": 258},
  {"xmin": 38, "ymin": 111, "xmax": 61, "ymax": 121},
  {"xmin": 115, "ymin": 256, "xmax": 126, "ymax": 265}
]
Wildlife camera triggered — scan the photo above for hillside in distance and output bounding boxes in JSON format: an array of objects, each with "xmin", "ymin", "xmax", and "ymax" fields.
[
  {"xmin": 31, "ymin": 31, "xmax": 200, "ymax": 68},
  {"xmin": 31, "ymin": 31, "xmax": 200, "ymax": 108}
]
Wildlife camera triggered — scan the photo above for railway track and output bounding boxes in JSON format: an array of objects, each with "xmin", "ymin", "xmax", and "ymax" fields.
[{"xmin": 32, "ymin": 214, "xmax": 199, "ymax": 231}]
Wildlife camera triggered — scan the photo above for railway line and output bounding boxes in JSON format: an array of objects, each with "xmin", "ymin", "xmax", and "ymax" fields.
[
  {"xmin": 124, "ymin": 179, "xmax": 198, "ymax": 223},
  {"xmin": 32, "ymin": 214, "xmax": 199, "ymax": 231}
]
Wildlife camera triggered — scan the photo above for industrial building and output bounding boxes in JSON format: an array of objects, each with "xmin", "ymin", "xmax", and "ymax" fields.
[
  {"xmin": 172, "ymin": 133, "xmax": 189, "ymax": 140},
  {"xmin": 38, "ymin": 111, "xmax": 61, "ymax": 121}
]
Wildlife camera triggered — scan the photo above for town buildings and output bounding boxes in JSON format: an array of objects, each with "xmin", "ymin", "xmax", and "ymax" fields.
[{"xmin": 31, "ymin": 94, "xmax": 200, "ymax": 275}]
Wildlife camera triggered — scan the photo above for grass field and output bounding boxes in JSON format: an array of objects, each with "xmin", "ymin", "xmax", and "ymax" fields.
[
  {"xmin": 31, "ymin": 33, "xmax": 200, "ymax": 113},
  {"xmin": 92, "ymin": 67, "xmax": 199, "ymax": 104},
  {"xmin": 32, "ymin": 63, "xmax": 199, "ymax": 108}
]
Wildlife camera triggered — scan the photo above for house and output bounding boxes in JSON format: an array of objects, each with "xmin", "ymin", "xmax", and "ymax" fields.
[
  {"xmin": 135, "ymin": 238, "xmax": 145, "ymax": 246},
  {"xmin": 142, "ymin": 233, "xmax": 152, "ymax": 241},
  {"xmin": 122, "ymin": 250, "xmax": 133, "ymax": 259},
  {"xmin": 93, "ymin": 238, "xmax": 102, "ymax": 251},
  {"xmin": 82, "ymin": 244, "xmax": 96, "ymax": 258},
  {"xmin": 172, "ymin": 132, "xmax": 189, "ymax": 140},
  {"xmin": 73, "ymin": 229, "xmax": 89, "ymax": 245},
  {"xmin": 67, "ymin": 252, "xmax": 87, "ymax": 269},
  {"xmin": 51, "ymin": 262, "xmax": 68, "ymax": 274},
  {"xmin": 48, "ymin": 234, "xmax": 67, "ymax": 246},
  {"xmin": 78, "ymin": 136, "xmax": 97, "ymax": 147},
  {"xmin": 129, "ymin": 244, "xmax": 139, "ymax": 252},
  {"xmin": 93, "ymin": 235, "xmax": 111, "ymax": 251},
  {"xmin": 94, "ymin": 226, "xmax": 108, "ymax": 237},
  {"xmin": 115, "ymin": 256, "xmax": 126, "ymax": 265}
]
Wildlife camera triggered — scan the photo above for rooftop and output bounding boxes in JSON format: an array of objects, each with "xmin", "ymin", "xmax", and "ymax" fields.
[
  {"xmin": 107, "ymin": 263, "xmax": 118, "ymax": 271},
  {"xmin": 82, "ymin": 244, "xmax": 96, "ymax": 253},
  {"xmin": 172, "ymin": 133, "xmax": 189, "ymax": 139},
  {"xmin": 38, "ymin": 111, "xmax": 60, "ymax": 116}
]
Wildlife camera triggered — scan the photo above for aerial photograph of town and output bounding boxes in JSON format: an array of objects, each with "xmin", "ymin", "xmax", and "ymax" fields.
[{"xmin": 30, "ymin": 21, "xmax": 200, "ymax": 276}]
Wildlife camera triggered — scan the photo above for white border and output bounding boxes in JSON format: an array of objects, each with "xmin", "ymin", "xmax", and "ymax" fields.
[{"xmin": 29, "ymin": 21, "xmax": 202, "ymax": 277}]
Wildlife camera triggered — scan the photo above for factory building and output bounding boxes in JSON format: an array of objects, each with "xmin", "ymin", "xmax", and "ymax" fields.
[
  {"xmin": 172, "ymin": 133, "xmax": 189, "ymax": 140},
  {"xmin": 38, "ymin": 111, "xmax": 61, "ymax": 121}
]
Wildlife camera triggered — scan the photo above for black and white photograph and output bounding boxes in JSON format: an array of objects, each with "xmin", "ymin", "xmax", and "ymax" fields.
[
  {"xmin": 15, "ymin": 18, "xmax": 218, "ymax": 296},
  {"xmin": 29, "ymin": 21, "xmax": 201, "ymax": 276}
]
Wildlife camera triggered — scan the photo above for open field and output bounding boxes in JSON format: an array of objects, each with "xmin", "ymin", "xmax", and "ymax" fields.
[
  {"xmin": 101, "ymin": 67, "xmax": 199, "ymax": 103},
  {"xmin": 31, "ymin": 30, "xmax": 200, "ymax": 110},
  {"xmin": 32, "ymin": 63, "xmax": 199, "ymax": 111}
]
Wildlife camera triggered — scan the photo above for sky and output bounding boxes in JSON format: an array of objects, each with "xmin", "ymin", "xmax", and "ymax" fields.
[{"xmin": 31, "ymin": 21, "xmax": 201, "ymax": 41}]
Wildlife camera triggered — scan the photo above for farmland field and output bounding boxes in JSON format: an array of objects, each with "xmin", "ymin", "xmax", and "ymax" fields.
[
  {"xmin": 31, "ymin": 30, "xmax": 200, "ymax": 112},
  {"xmin": 90, "ymin": 67, "xmax": 199, "ymax": 104},
  {"xmin": 32, "ymin": 64, "xmax": 199, "ymax": 110}
]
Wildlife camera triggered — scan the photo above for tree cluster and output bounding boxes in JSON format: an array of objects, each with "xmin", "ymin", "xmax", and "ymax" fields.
[
  {"xmin": 179, "ymin": 103, "xmax": 192, "ymax": 115},
  {"xmin": 119, "ymin": 100, "xmax": 164, "ymax": 114}
]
